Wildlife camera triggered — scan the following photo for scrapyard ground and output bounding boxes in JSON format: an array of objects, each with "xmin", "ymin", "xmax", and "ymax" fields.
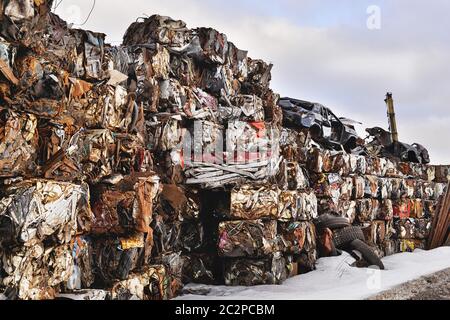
[
  {"xmin": 369, "ymin": 267, "xmax": 450, "ymax": 300},
  {"xmin": 176, "ymin": 247, "xmax": 450, "ymax": 300}
]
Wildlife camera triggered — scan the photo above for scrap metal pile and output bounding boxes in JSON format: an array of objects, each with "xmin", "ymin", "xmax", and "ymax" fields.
[
  {"xmin": 0, "ymin": 0, "xmax": 449, "ymax": 300},
  {"xmin": 306, "ymin": 148, "xmax": 447, "ymax": 258}
]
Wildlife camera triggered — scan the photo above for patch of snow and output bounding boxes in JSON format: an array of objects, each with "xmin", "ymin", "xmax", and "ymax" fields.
[{"xmin": 176, "ymin": 247, "xmax": 450, "ymax": 300}]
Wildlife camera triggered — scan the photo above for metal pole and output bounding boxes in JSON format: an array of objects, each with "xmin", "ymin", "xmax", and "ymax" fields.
[{"xmin": 385, "ymin": 92, "xmax": 399, "ymax": 143}]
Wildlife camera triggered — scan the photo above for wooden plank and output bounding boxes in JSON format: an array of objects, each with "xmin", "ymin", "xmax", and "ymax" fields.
[
  {"xmin": 438, "ymin": 189, "xmax": 450, "ymax": 246},
  {"xmin": 429, "ymin": 182, "xmax": 450, "ymax": 249},
  {"xmin": 444, "ymin": 231, "xmax": 450, "ymax": 247}
]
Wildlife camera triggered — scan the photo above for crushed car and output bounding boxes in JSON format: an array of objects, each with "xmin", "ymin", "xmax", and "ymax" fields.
[
  {"xmin": 279, "ymin": 97, "xmax": 361, "ymax": 152},
  {"xmin": 365, "ymin": 127, "xmax": 430, "ymax": 164}
]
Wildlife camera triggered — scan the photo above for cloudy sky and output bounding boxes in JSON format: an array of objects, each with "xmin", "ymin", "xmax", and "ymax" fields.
[{"xmin": 55, "ymin": 0, "xmax": 450, "ymax": 164}]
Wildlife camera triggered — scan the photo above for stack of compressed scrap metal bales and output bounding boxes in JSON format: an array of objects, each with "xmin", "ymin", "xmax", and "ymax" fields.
[
  {"xmin": 0, "ymin": 0, "xmax": 166, "ymax": 300},
  {"xmin": 0, "ymin": 0, "xmax": 290, "ymax": 299},
  {"xmin": 0, "ymin": 0, "xmax": 449, "ymax": 300},
  {"xmin": 306, "ymin": 150, "xmax": 447, "ymax": 257},
  {"xmin": 391, "ymin": 163, "xmax": 448, "ymax": 252}
]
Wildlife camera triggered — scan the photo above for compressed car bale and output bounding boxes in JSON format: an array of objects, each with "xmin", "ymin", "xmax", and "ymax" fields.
[
  {"xmin": 355, "ymin": 199, "xmax": 379, "ymax": 223},
  {"xmin": 408, "ymin": 199, "xmax": 424, "ymax": 219},
  {"xmin": 151, "ymin": 218, "xmax": 205, "ymax": 256},
  {"xmin": 0, "ymin": 179, "xmax": 92, "ymax": 248},
  {"xmin": 180, "ymin": 254, "xmax": 217, "ymax": 285},
  {"xmin": 393, "ymin": 199, "xmax": 411, "ymax": 219},
  {"xmin": 0, "ymin": 243, "xmax": 74, "ymax": 300},
  {"xmin": 278, "ymin": 221, "xmax": 312, "ymax": 254},
  {"xmin": 364, "ymin": 175, "xmax": 379, "ymax": 198},
  {"xmin": 398, "ymin": 239, "xmax": 427, "ymax": 253},
  {"xmin": 414, "ymin": 180, "xmax": 425, "ymax": 199},
  {"xmin": 90, "ymin": 233, "xmax": 152, "ymax": 284},
  {"xmin": 229, "ymin": 185, "xmax": 280, "ymax": 220},
  {"xmin": 393, "ymin": 218, "xmax": 432, "ymax": 240},
  {"xmin": 287, "ymin": 162, "xmax": 309, "ymax": 190},
  {"xmin": 336, "ymin": 200, "xmax": 357, "ymax": 224},
  {"xmin": 108, "ymin": 265, "xmax": 173, "ymax": 300},
  {"xmin": 413, "ymin": 218, "xmax": 432, "ymax": 240},
  {"xmin": 156, "ymin": 184, "xmax": 200, "ymax": 222},
  {"xmin": 402, "ymin": 179, "xmax": 416, "ymax": 198},
  {"xmin": 352, "ymin": 175, "xmax": 365, "ymax": 200},
  {"xmin": 378, "ymin": 178, "xmax": 392, "ymax": 200},
  {"xmin": 65, "ymin": 236, "xmax": 95, "ymax": 291},
  {"xmin": 199, "ymin": 185, "xmax": 280, "ymax": 221},
  {"xmin": 223, "ymin": 252, "xmax": 288, "ymax": 286},
  {"xmin": 0, "ymin": 110, "xmax": 38, "ymax": 177},
  {"xmin": 279, "ymin": 128, "xmax": 311, "ymax": 164},
  {"xmin": 432, "ymin": 182, "xmax": 446, "ymax": 200},
  {"xmin": 279, "ymin": 191, "xmax": 318, "ymax": 222},
  {"xmin": 276, "ymin": 160, "xmax": 309, "ymax": 191},
  {"xmin": 278, "ymin": 190, "xmax": 299, "ymax": 221},
  {"xmin": 156, "ymin": 252, "xmax": 185, "ymax": 295},
  {"xmin": 340, "ymin": 177, "xmax": 354, "ymax": 201},
  {"xmin": 296, "ymin": 191, "xmax": 318, "ymax": 221},
  {"xmin": 377, "ymin": 199, "xmax": 394, "ymax": 221},
  {"xmin": 311, "ymin": 173, "xmax": 342, "ymax": 204},
  {"xmin": 54, "ymin": 129, "xmax": 115, "ymax": 184},
  {"xmin": 361, "ymin": 221, "xmax": 386, "ymax": 246},
  {"xmin": 422, "ymin": 182, "xmax": 436, "ymax": 200},
  {"xmin": 306, "ymin": 148, "xmax": 331, "ymax": 174},
  {"xmin": 423, "ymin": 200, "xmax": 438, "ymax": 218},
  {"xmin": 90, "ymin": 172, "xmax": 160, "ymax": 235},
  {"xmin": 384, "ymin": 159, "xmax": 402, "ymax": 178},
  {"xmin": 389, "ymin": 178, "xmax": 403, "ymax": 200},
  {"xmin": 381, "ymin": 239, "xmax": 399, "ymax": 257},
  {"xmin": 55, "ymin": 130, "xmax": 153, "ymax": 184},
  {"xmin": 296, "ymin": 250, "xmax": 318, "ymax": 274},
  {"xmin": 217, "ymin": 219, "xmax": 279, "ymax": 258},
  {"xmin": 366, "ymin": 157, "xmax": 383, "ymax": 177},
  {"xmin": 66, "ymin": 83, "xmax": 131, "ymax": 131},
  {"xmin": 330, "ymin": 152, "xmax": 351, "ymax": 176},
  {"xmin": 229, "ymin": 94, "xmax": 265, "ymax": 122},
  {"xmin": 433, "ymin": 165, "xmax": 450, "ymax": 183}
]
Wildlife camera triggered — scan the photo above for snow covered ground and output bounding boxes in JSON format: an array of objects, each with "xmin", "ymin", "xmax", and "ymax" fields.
[{"xmin": 176, "ymin": 247, "xmax": 450, "ymax": 300}]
